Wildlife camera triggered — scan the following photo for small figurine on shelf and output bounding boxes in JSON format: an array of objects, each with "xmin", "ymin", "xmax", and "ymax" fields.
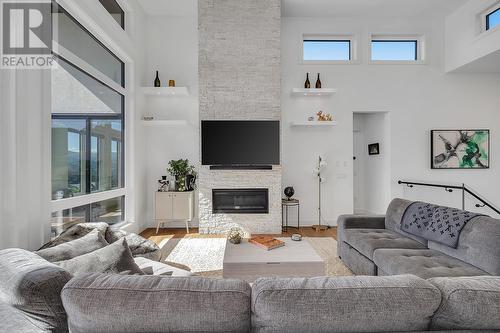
[
  {"xmin": 316, "ymin": 111, "xmax": 333, "ymax": 121},
  {"xmin": 158, "ymin": 176, "xmax": 170, "ymax": 192}
]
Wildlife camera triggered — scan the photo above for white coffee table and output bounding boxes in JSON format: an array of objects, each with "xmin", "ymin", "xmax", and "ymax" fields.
[{"xmin": 223, "ymin": 238, "xmax": 325, "ymax": 282}]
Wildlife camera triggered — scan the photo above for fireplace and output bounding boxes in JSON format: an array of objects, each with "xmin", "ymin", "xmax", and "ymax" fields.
[{"xmin": 212, "ymin": 189, "xmax": 269, "ymax": 214}]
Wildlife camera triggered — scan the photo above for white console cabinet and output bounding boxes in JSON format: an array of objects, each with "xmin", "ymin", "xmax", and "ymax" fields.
[{"xmin": 155, "ymin": 191, "xmax": 194, "ymax": 233}]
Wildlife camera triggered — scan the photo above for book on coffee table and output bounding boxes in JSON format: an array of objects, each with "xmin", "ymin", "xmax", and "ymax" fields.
[{"xmin": 249, "ymin": 236, "xmax": 285, "ymax": 251}]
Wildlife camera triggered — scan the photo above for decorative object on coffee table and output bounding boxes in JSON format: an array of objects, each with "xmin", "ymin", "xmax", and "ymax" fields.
[
  {"xmin": 282, "ymin": 198, "xmax": 300, "ymax": 232},
  {"xmin": 291, "ymin": 234, "xmax": 302, "ymax": 241},
  {"xmin": 431, "ymin": 129, "xmax": 489, "ymax": 169},
  {"xmin": 227, "ymin": 227, "xmax": 244, "ymax": 244},
  {"xmin": 313, "ymin": 156, "xmax": 328, "ymax": 231},
  {"xmin": 284, "ymin": 186, "xmax": 295, "ymax": 200},
  {"xmin": 368, "ymin": 143, "xmax": 380, "ymax": 155},
  {"xmin": 167, "ymin": 159, "xmax": 197, "ymax": 191},
  {"xmin": 168, "ymin": 79, "xmax": 176, "ymax": 87},
  {"xmin": 249, "ymin": 236, "xmax": 285, "ymax": 251}
]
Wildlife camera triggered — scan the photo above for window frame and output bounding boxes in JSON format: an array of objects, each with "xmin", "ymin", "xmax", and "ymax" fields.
[
  {"xmin": 98, "ymin": 0, "xmax": 125, "ymax": 30},
  {"xmin": 301, "ymin": 34, "xmax": 358, "ymax": 64},
  {"xmin": 50, "ymin": 2, "xmax": 127, "ymax": 228},
  {"xmin": 369, "ymin": 34, "xmax": 425, "ymax": 64}
]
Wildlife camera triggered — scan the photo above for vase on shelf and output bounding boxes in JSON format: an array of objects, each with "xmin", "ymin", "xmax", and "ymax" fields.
[
  {"xmin": 315, "ymin": 73, "xmax": 321, "ymax": 89},
  {"xmin": 304, "ymin": 73, "xmax": 310, "ymax": 89},
  {"xmin": 154, "ymin": 71, "xmax": 161, "ymax": 87}
]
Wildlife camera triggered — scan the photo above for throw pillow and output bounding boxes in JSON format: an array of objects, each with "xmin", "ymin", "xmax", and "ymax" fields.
[
  {"xmin": 57, "ymin": 238, "xmax": 144, "ymax": 276},
  {"xmin": 36, "ymin": 229, "xmax": 108, "ymax": 262}
]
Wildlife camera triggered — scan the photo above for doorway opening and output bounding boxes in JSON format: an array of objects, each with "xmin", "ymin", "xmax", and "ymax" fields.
[{"xmin": 353, "ymin": 112, "xmax": 391, "ymax": 214}]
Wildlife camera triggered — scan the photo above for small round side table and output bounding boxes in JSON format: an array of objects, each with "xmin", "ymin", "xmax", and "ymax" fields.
[{"xmin": 282, "ymin": 198, "xmax": 300, "ymax": 232}]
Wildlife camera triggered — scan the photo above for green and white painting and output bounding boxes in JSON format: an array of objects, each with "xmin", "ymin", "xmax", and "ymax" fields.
[{"xmin": 431, "ymin": 130, "xmax": 490, "ymax": 169}]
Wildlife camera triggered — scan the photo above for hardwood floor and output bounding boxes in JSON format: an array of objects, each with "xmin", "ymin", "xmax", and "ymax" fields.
[{"xmin": 140, "ymin": 226, "xmax": 337, "ymax": 245}]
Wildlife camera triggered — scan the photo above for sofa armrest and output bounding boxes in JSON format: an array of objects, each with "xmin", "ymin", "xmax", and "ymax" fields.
[{"xmin": 337, "ymin": 215, "xmax": 385, "ymax": 244}]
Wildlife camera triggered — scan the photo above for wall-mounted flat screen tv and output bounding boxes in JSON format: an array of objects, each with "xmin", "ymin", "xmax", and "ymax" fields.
[{"xmin": 201, "ymin": 120, "xmax": 280, "ymax": 166}]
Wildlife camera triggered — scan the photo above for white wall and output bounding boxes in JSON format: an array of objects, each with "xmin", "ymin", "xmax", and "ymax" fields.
[
  {"xmin": 445, "ymin": 0, "xmax": 500, "ymax": 72},
  {"xmin": 142, "ymin": 12, "xmax": 200, "ymax": 228},
  {"xmin": 353, "ymin": 112, "xmax": 391, "ymax": 215},
  {"xmin": 282, "ymin": 14, "xmax": 500, "ymax": 226}
]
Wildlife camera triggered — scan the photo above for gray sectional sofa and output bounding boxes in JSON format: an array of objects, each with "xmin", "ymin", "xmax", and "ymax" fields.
[
  {"xmin": 1, "ymin": 248, "xmax": 500, "ymax": 332},
  {"xmin": 338, "ymin": 198, "xmax": 500, "ymax": 278}
]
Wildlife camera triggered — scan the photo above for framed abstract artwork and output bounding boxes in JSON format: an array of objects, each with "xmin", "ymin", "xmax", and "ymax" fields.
[{"xmin": 431, "ymin": 129, "xmax": 490, "ymax": 169}]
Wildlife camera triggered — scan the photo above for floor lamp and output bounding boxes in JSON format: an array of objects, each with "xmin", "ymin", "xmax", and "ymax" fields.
[{"xmin": 312, "ymin": 156, "xmax": 328, "ymax": 231}]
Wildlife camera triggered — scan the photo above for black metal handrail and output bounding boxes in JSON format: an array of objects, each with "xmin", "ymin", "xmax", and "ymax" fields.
[{"xmin": 398, "ymin": 180, "xmax": 500, "ymax": 215}]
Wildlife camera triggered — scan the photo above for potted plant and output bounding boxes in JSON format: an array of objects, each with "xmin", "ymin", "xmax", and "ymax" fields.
[{"xmin": 167, "ymin": 159, "xmax": 197, "ymax": 191}]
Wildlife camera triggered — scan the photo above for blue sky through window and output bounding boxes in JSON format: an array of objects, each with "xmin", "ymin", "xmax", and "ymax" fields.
[
  {"xmin": 303, "ymin": 40, "xmax": 350, "ymax": 61},
  {"xmin": 487, "ymin": 8, "xmax": 500, "ymax": 30},
  {"xmin": 371, "ymin": 41, "xmax": 417, "ymax": 61}
]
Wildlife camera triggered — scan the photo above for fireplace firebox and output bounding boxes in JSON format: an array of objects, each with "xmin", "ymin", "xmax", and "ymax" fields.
[{"xmin": 212, "ymin": 189, "xmax": 269, "ymax": 214}]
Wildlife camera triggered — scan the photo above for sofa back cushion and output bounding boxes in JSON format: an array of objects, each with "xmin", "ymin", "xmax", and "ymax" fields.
[
  {"xmin": 385, "ymin": 198, "xmax": 428, "ymax": 245},
  {"xmin": 0, "ymin": 248, "xmax": 72, "ymax": 332},
  {"xmin": 35, "ymin": 229, "xmax": 108, "ymax": 262},
  {"xmin": 251, "ymin": 275, "xmax": 441, "ymax": 333},
  {"xmin": 57, "ymin": 238, "xmax": 144, "ymax": 276},
  {"xmin": 62, "ymin": 273, "xmax": 252, "ymax": 333},
  {"xmin": 427, "ymin": 215, "xmax": 500, "ymax": 275},
  {"xmin": 428, "ymin": 276, "xmax": 500, "ymax": 330}
]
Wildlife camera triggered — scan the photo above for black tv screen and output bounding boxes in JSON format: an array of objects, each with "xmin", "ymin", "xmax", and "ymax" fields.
[{"xmin": 202, "ymin": 120, "xmax": 280, "ymax": 166}]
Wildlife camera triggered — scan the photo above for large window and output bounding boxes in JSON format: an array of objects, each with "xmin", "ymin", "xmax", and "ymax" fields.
[
  {"xmin": 53, "ymin": 3, "xmax": 124, "ymax": 87},
  {"xmin": 486, "ymin": 7, "xmax": 500, "ymax": 31},
  {"xmin": 99, "ymin": 0, "xmax": 125, "ymax": 29},
  {"xmin": 51, "ymin": 196, "xmax": 124, "ymax": 237},
  {"xmin": 51, "ymin": 3, "xmax": 125, "ymax": 236}
]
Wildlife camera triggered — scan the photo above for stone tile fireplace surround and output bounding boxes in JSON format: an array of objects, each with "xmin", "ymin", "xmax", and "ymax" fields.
[{"xmin": 198, "ymin": 0, "xmax": 281, "ymax": 234}]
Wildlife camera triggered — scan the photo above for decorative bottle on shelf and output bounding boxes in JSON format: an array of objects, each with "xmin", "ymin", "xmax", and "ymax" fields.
[
  {"xmin": 304, "ymin": 73, "xmax": 310, "ymax": 89},
  {"xmin": 154, "ymin": 71, "xmax": 161, "ymax": 87},
  {"xmin": 315, "ymin": 73, "xmax": 322, "ymax": 89}
]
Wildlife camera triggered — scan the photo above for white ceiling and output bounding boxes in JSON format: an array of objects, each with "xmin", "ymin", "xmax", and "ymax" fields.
[
  {"xmin": 282, "ymin": 0, "xmax": 468, "ymax": 18},
  {"xmin": 137, "ymin": 0, "xmax": 468, "ymax": 18}
]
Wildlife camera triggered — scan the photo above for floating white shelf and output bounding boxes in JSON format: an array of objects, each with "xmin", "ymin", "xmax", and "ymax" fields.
[
  {"xmin": 141, "ymin": 120, "xmax": 188, "ymax": 126},
  {"xmin": 291, "ymin": 121, "xmax": 338, "ymax": 127},
  {"xmin": 141, "ymin": 87, "xmax": 189, "ymax": 96},
  {"xmin": 291, "ymin": 88, "xmax": 337, "ymax": 96}
]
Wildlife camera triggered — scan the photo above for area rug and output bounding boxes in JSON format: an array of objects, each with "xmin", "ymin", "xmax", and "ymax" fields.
[{"xmin": 157, "ymin": 235, "xmax": 353, "ymax": 278}]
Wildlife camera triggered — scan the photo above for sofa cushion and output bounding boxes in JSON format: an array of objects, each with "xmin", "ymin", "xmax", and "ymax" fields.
[
  {"xmin": 428, "ymin": 276, "xmax": 500, "ymax": 330},
  {"xmin": 344, "ymin": 229, "xmax": 427, "ymax": 260},
  {"xmin": 339, "ymin": 241, "xmax": 374, "ymax": 275},
  {"xmin": 0, "ymin": 249, "xmax": 72, "ymax": 332},
  {"xmin": 106, "ymin": 228, "xmax": 161, "ymax": 261},
  {"xmin": 57, "ymin": 238, "xmax": 144, "ymax": 276},
  {"xmin": 385, "ymin": 198, "xmax": 428, "ymax": 245},
  {"xmin": 251, "ymin": 275, "xmax": 441, "ymax": 333},
  {"xmin": 133, "ymin": 256, "xmax": 192, "ymax": 277},
  {"xmin": 0, "ymin": 302, "xmax": 48, "ymax": 333},
  {"xmin": 61, "ymin": 273, "xmax": 252, "ymax": 333},
  {"xmin": 427, "ymin": 215, "xmax": 500, "ymax": 276},
  {"xmin": 373, "ymin": 249, "xmax": 488, "ymax": 279},
  {"xmin": 35, "ymin": 229, "xmax": 108, "ymax": 262},
  {"xmin": 38, "ymin": 222, "xmax": 109, "ymax": 250}
]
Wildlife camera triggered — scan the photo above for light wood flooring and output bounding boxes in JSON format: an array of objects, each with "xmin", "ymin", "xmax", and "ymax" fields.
[{"xmin": 140, "ymin": 226, "xmax": 337, "ymax": 246}]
